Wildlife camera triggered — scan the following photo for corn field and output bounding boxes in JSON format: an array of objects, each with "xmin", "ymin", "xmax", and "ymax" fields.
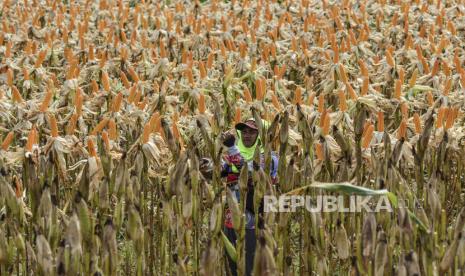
[{"xmin": 0, "ymin": 0, "xmax": 465, "ymax": 275}]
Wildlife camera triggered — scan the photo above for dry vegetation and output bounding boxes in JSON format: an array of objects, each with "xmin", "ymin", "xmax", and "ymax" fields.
[{"xmin": 0, "ymin": 0, "xmax": 465, "ymax": 275}]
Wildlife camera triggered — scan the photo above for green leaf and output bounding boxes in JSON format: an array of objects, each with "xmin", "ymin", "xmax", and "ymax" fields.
[
  {"xmin": 387, "ymin": 192, "xmax": 398, "ymax": 208},
  {"xmin": 408, "ymin": 210, "xmax": 429, "ymax": 233},
  {"xmin": 285, "ymin": 181, "xmax": 391, "ymax": 197},
  {"xmin": 221, "ymin": 231, "xmax": 237, "ymax": 262}
]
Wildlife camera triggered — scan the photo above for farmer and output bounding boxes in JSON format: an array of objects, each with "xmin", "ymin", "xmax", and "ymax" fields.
[{"xmin": 220, "ymin": 118, "xmax": 279, "ymax": 276}]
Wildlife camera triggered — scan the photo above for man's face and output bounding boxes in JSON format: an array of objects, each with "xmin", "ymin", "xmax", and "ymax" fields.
[{"xmin": 241, "ymin": 127, "xmax": 258, "ymax": 147}]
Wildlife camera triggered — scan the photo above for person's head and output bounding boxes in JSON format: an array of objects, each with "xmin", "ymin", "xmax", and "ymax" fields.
[{"xmin": 235, "ymin": 119, "xmax": 259, "ymax": 147}]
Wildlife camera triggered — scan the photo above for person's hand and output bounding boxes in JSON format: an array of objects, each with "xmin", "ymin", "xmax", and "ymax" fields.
[
  {"xmin": 222, "ymin": 131, "xmax": 236, "ymax": 147},
  {"xmin": 199, "ymin": 158, "xmax": 213, "ymax": 179},
  {"xmin": 199, "ymin": 158, "xmax": 211, "ymax": 172}
]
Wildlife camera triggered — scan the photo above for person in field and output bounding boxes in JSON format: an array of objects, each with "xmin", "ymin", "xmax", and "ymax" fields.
[{"xmin": 220, "ymin": 119, "xmax": 278, "ymax": 276}]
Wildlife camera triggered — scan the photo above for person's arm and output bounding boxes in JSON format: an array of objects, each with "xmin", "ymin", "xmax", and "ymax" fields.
[
  {"xmin": 253, "ymin": 153, "xmax": 279, "ymax": 183},
  {"xmin": 221, "ymin": 132, "xmax": 245, "ymax": 177},
  {"xmin": 269, "ymin": 153, "xmax": 279, "ymax": 184}
]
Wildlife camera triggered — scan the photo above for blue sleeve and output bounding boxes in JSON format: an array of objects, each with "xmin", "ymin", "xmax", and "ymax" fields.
[
  {"xmin": 222, "ymin": 161, "xmax": 228, "ymax": 170},
  {"xmin": 258, "ymin": 153, "xmax": 279, "ymax": 178}
]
